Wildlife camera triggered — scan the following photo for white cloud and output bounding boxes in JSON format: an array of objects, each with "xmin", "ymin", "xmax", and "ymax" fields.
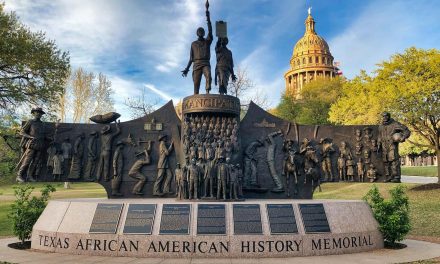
[{"xmin": 144, "ymin": 84, "xmax": 180, "ymax": 103}]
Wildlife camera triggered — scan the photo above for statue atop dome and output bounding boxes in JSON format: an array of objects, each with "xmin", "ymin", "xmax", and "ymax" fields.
[{"xmin": 308, "ymin": 7, "xmax": 312, "ymax": 15}]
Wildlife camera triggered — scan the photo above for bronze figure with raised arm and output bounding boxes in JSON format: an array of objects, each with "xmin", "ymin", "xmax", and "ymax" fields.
[{"xmin": 181, "ymin": 0, "xmax": 213, "ymax": 94}]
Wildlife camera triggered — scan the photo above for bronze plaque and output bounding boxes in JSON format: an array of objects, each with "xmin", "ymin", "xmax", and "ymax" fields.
[
  {"xmin": 299, "ymin": 204, "xmax": 331, "ymax": 233},
  {"xmin": 123, "ymin": 204, "xmax": 156, "ymax": 234},
  {"xmin": 159, "ymin": 204, "xmax": 191, "ymax": 235},
  {"xmin": 89, "ymin": 203, "xmax": 123, "ymax": 234},
  {"xmin": 233, "ymin": 204, "xmax": 262, "ymax": 235},
  {"xmin": 197, "ymin": 204, "xmax": 226, "ymax": 235},
  {"xmin": 266, "ymin": 204, "xmax": 298, "ymax": 234}
]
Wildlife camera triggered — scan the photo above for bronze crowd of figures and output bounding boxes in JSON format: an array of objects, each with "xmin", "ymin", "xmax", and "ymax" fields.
[{"xmin": 179, "ymin": 114, "xmax": 242, "ymax": 200}]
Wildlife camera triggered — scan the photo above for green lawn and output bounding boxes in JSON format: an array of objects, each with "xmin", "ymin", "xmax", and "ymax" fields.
[
  {"xmin": 401, "ymin": 166, "xmax": 438, "ymax": 177},
  {"xmin": 0, "ymin": 182, "xmax": 106, "ymax": 238},
  {"xmin": 317, "ymin": 182, "xmax": 440, "ymax": 237}
]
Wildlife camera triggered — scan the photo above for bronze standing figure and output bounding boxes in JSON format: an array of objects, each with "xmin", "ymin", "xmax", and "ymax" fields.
[
  {"xmin": 16, "ymin": 107, "xmax": 49, "ymax": 182},
  {"xmin": 215, "ymin": 37, "xmax": 236, "ymax": 95},
  {"xmin": 153, "ymin": 134, "xmax": 174, "ymax": 196},
  {"xmin": 182, "ymin": 0, "xmax": 213, "ymax": 94},
  {"xmin": 96, "ymin": 121, "xmax": 121, "ymax": 181},
  {"xmin": 111, "ymin": 141, "xmax": 124, "ymax": 196},
  {"xmin": 378, "ymin": 112, "xmax": 410, "ymax": 183}
]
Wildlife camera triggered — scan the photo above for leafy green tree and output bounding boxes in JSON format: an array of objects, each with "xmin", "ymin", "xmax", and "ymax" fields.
[
  {"xmin": 364, "ymin": 185, "xmax": 411, "ymax": 247},
  {"xmin": 0, "ymin": 113, "xmax": 20, "ymax": 183},
  {"xmin": 9, "ymin": 184, "xmax": 56, "ymax": 244},
  {"xmin": 328, "ymin": 72, "xmax": 383, "ymax": 125},
  {"xmin": 273, "ymin": 92, "xmax": 301, "ymax": 122},
  {"xmin": 275, "ymin": 77, "xmax": 343, "ymax": 124},
  {"xmin": 330, "ymin": 47, "xmax": 440, "ymax": 181},
  {"xmin": 0, "ymin": 3, "xmax": 70, "ymax": 111}
]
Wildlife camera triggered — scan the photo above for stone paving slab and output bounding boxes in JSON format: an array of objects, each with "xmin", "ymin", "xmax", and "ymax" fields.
[
  {"xmin": 1, "ymin": 237, "xmax": 440, "ymax": 264},
  {"xmin": 401, "ymin": 175, "xmax": 438, "ymax": 184}
]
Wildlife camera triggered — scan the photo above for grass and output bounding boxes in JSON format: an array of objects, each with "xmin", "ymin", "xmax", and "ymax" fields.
[
  {"xmin": 317, "ymin": 182, "xmax": 440, "ymax": 237},
  {"xmin": 402, "ymin": 166, "xmax": 438, "ymax": 177},
  {"xmin": 0, "ymin": 182, "xmax": 106, "ymax": 238}
]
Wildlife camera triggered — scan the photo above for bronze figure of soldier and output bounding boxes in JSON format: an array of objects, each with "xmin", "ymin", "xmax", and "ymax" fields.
[
  {"xmin": 215, "ymin": 37, "xmax": 236, "ymax": 94},
  {"xmin": 153, "ymin": 134, "xmax": 174, "ymax": 196},
  {"xmin": 188, "ymin": 157, "xmax": 202, "ymax": 200},
  {"xmin": 216, "ymin": 156, "xmax": 229, "ymax": 200},
  {"xmin": 378, "ymin": 112, "xmax": 410, "ymax": 182},
  {"xmin": 96, "ymin": 121, "xmax": 121, "ymax": 181},
  {"xmin": 16, "ymin": 107, "xmax": 50, "ymax": 182},
  {"xmin": 203, "ymin": 148, "xmax": 215, "ymax": 198},
  {"xmin": 181, "ymin": 1, "xmax": 213, "ymax": 94}
]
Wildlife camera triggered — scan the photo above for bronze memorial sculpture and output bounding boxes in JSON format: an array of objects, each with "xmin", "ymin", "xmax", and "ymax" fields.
[{"xmin": 26, "ymin": 1, "xmax": 407, "ymax": 259}]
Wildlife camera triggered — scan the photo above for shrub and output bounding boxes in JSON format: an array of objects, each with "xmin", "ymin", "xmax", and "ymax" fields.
[
  {"xmin": 9, "ymin": 184, "xmax": 56, "ymax": 244},
  {"xmin": 364, "ymin": 185, "xmax": 411, "ymax": 246}
]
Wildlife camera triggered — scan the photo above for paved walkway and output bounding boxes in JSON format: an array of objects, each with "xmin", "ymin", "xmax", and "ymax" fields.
[
  {"xmin": 401, "ymin": 175, "xmax": 438, "ymax": 184},
  {"xmin": 1, "ymin": 238, "xmax": 440, "ymax": 264}
]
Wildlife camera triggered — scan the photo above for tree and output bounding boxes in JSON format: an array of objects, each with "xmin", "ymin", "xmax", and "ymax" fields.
[
  {"xmin": 328, "ymin": 72, "xmax": 383, "ymax": 125},
  {"xmin": 228, "ymin": 66, "xmax": 254, "ymax": 97},
  {"xmin": 275, "ymin": 77, "xmax": 343, "ymax": 124},
  {"xmin": 330, "ymin": 47, "xmax": 440, "ymax": 181},
  {"xmin": 0, "ymin": 4, "xmax": 70, "ymax": 111},
  {"xmin": 364, "ymin": 185, "xmax": 411, "ymax": 247},
  {"xmin": 71, "ymin": 68, "xmax": 95, "ymax": 123},
  {"xmin": 0, "ymin": 112, "xmax": 20, "ymax": 183},
  {"xmin": 93, "ymin": 73, "xmax": 114, "ymax": 115},
  {"xmin": 9, "ymin": 184, "xmax": 56, "ymax": 245},
  {"xmin": 124, "ymin": 87, "xmax": 157, "ymax": 119},
  {"xmin": 54, "ymin": 68, "xmax": 114, "ymax": 123}
]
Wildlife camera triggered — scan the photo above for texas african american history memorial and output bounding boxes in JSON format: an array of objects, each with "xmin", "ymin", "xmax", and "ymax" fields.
[{"xmin": 19, "ymin": 1, "xmax": 410, "ymax": 258}]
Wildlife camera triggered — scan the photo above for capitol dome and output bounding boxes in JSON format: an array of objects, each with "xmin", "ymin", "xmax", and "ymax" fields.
[{"xmin": 284, "ymin": 10, "xmax": 337, "ymax": 99}]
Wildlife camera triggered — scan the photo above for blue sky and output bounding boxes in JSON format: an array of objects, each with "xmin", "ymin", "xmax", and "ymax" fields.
[{"xmin": 5, "ymin": 0, "xmax": 440, "ymax": 119}]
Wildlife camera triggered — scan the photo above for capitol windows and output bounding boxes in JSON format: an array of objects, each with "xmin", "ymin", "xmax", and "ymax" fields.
[
  {"xmin": 297, "ymin": 59, "xmax": 300, "ymax": 66},
  {"xmin": 324, "ymin": 57, "xmax": 327, "ymax": 65},
  {"xmin": 303, "ymin": 58, "xmax": 306, "ymax": 64},
  {"xmin": 309, "ymin": 57, "xmax": 312, "ymax": 63},
  {"xmin": 315, "ymin": 57, "xmax": 319, "ymax": 63}
]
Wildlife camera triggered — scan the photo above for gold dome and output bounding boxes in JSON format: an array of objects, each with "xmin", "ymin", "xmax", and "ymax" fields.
[
  {"xmin": 293, "ymin": 22, "xmax": 330, "ymax": 57},
  {"xmin": 284, "ymin": 10, "xmax": 337, "ymax": 99}
]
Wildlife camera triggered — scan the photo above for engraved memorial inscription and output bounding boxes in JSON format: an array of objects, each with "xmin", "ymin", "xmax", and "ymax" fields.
[
  {"xmin": 123, "ymin": 204, "xmax": 156, "ymax": 234},
  {"xmin": 299, "ymin": 204, "xmax": 331, "ymax": 233},
  {"xmin": 267, "ymin": 204, "xmax": 298, "ymax": 234},
  {"xmin": 89, "ymin": 204, "xmax": 123, "ymax": 234},
  {"xmin": 159, "ymin": 204, "xmax": 191, "ymax": 235},
  {"xmin": 197, "ymin": 204, "xmax": 226, "ymax": 235},
  {"xmin": 233, "ymin": 204, "xmax": 262, "ymax": 235}
]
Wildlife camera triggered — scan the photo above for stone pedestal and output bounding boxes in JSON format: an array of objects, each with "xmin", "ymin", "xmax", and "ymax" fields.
[{"xmin": 31, "ymin": 199, "xmax": 383, "ymax": 258}]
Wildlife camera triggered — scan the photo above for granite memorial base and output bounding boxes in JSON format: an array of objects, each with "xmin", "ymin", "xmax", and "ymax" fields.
[{"xmin": 31, "ymin": 199, "xmax": 383, "ymax": 258}]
